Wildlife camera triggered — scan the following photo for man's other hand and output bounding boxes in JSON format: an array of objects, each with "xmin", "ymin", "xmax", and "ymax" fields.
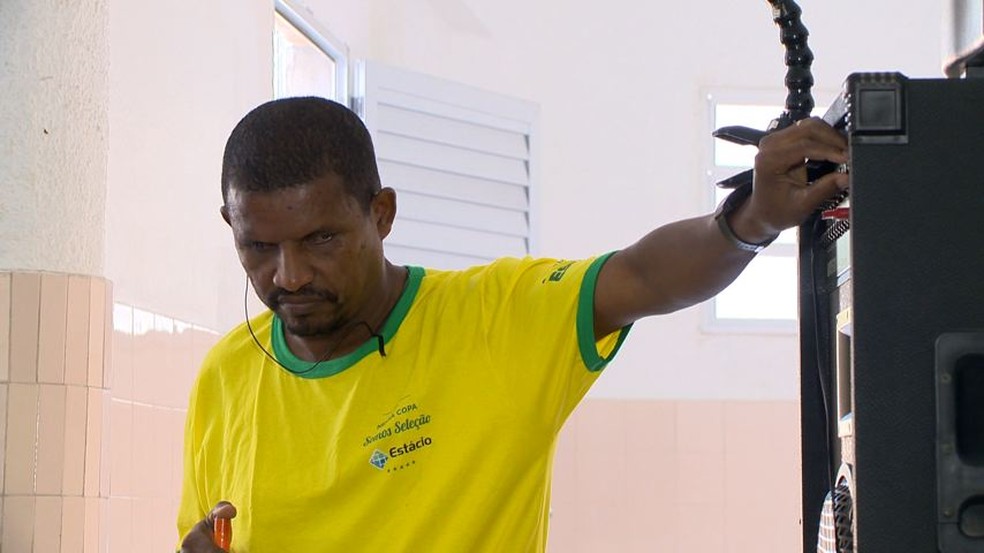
[{"xmin": 180, "ymin": 501, "xmax": 237, "ymax": 552}]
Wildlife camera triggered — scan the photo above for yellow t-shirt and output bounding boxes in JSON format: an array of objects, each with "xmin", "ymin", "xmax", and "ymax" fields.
[{"xmin": 177, "ymin": 255, "xmax": 630, "ymax": 552}]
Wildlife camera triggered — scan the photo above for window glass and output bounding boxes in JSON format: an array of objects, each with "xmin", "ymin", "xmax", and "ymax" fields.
[
  {"xmin": 274, "ymin": 12, "xmax": 337, "ymax": 99},
  {"xmin": 273, "ymin": 8, "xmax": 344, "ymax": 101},
  {"xmin": 714, "ymin": 255, "xmax": 798, "ymax": 320}
]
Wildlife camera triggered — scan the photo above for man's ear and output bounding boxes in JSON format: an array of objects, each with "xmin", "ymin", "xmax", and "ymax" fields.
[
  {"xmin": 220, "ymin": 205, "xmax": 231, "ymax": 226},
  {"xmin": 372, "ymin": 188, "xmax": 397, "ymax": 239}
]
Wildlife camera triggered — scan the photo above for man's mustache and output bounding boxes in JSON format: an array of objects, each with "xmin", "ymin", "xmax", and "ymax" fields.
[{"xmin": 267, "ymin": 286, "xmax": 338, "ymax": 306}]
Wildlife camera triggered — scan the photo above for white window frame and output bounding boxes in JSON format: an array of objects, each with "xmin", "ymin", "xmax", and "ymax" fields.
[
  {"xmin": 701, "ymin": 88, "xmax": 834, "ymax": 335},
  {"xmin": 273, "ymin": 0, "xmax": 350, "ymax": 105}
]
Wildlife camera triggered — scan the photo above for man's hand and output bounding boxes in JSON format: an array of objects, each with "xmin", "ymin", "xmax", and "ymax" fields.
[
  {"xmin": 730, "ymin": 117, "xmax": 850, "ymax": 243},
  {"xmin": 180, "ymin": 501, "xmax": 237, "ymax": 552}
]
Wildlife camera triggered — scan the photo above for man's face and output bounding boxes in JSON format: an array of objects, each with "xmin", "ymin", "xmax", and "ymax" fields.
[{"xmin": 223, "ymin": 174, "xmax": 392, "ymax": 338}]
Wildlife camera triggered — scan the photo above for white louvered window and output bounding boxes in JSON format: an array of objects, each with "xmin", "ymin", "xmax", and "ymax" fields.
[{"xmin": 355, "ymin": 62, "xmax": 538, "ymax": 270}]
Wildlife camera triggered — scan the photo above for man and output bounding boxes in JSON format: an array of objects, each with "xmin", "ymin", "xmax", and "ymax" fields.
[{"xmin": 178, "ymin": 97, "xmax": 848, "ymax": 551}]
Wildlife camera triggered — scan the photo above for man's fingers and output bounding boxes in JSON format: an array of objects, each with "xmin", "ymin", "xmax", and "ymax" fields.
[
  {"xmin": 758, "ymin": 119, "xmax": 848, "ymax": 173},
  {"xmin": 801, "ymin": 171, "xmax": 850, "ymax": 211},
  {"xmin": 205, "ymin": 501, "xmax": 238, "ymax": 526},
  {"xmin": 181, "ymin": 502, "xmax": 237, "ymax": 553},
  {"xmin": 180, "ymin": 519, "xmax": 225, "ymax": 552},
  {"xmin": 757, "ymin": 137, "xmax": 848, "ymax": 175},
  {"xmin": 795, "ymin": 117, "xmax": 848, "ymax": 150}
]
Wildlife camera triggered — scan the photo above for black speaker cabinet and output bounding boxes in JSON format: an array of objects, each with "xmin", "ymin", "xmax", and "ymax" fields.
[{"xmin": 799, "ymin": 72, "xmax": 984, "ymax": 552}]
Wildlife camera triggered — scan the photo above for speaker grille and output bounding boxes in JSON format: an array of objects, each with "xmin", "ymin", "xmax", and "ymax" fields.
[{"xmin": 818, "ymin": 478, "xmax": 854, "ymax": 553}]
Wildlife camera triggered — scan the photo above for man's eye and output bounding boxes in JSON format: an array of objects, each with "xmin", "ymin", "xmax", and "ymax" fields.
[
  {"xmin": 250, "ymin": 241, "xmax": 273, "ymax": 252},
  {"xmin": 311, "ymin": 232, "xmax": 334, "ymax": 245}
]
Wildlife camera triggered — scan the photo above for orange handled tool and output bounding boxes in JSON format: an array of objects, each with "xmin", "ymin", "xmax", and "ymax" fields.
[{"xmin": 213, "ymin": 517, "xmax": 232, "ymax": 551}]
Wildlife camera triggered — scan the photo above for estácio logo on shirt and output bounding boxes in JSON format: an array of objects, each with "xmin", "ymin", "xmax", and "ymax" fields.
[{"xmin": 368, "ymin": 436, "xmax": 434, "ymax": 471}]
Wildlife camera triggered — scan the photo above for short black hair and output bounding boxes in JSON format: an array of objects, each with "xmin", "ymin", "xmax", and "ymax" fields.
[{"xmin": 221, "ymin": 97, "xmax": 381, "ymax": 211}]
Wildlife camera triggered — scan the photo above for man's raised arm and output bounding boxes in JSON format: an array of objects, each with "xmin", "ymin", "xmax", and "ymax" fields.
[{"xmin": 593, "ymin": 118, "xmax": 849, "ymax": 338}]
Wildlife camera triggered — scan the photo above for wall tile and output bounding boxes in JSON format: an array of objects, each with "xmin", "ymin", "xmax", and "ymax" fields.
[
  {"xmin": 10, "ymin": 272, "xmax": 42, "ymax": 383},
  {"xmin": 166, "ymin": 493, "xmax": 181, "ymax": 548},
  {"xmin": 83, "ymin": 497, "xmax": 101, "ymax": 553},
  {"xmin": 100, "ymin": 390, "xmax": 113, "ymax": 499},
  {"xmin": 1, "ymin": 273, "xmax": 11, "ymax": 381},
  {"xmin": 152, "ymin": 497, "xmax": 174, "ymax": 552},
  {"xmin": 3, "ymin": 495, "xmax": 36, "ymax": 551},
  {"xmin": 623, "ymin": 400, "xmax": 676, "ymax": 553},
  {"xmin": 723, "ymin": 400, "xmax": 801, "ymax": 553},
  {"xmin": 151, "ymin": 314, "xmax": 174, "ymax": 406},
  {"xmin": 63, "ymin": 385, "xmax": 89, "ymax": 496},
  {"xmin": 64, "ymin": 276, "xmax": 92, "ymax": 386},
  {"xmin": 83, "ymin": 388, "xmax": 104, "ymax": 497},
  {"xmin": 573, "ymin": 400, "xmax": 629, "ymax": 552},
  {"xmin": 36, "ymin": 384, "xmax": 68, "ymax": 495},
  {"xmin": 626, "ymin": 399, "xmax": 676, "ymax": 451},
  {"xmin": 723, "ymin": 400, "xmax": 776, "ymax": 455},
  {"xmin": 61, "ymin": 496, "xmax": 86, "ymax": 553},
  {"xmin": 131, "ymin": 404, "xmax": 156, "ymax": 498},
  {"xmin": 34, "ymin": 496, "xmax": 63, "ymax": 553},
  {"xmin": 725, "ymin": 451, "xmax": 774, "ymax": 553},
  {"xmin": 131, "ymin": 308, "xmax": 156, "ymax": 404},
  {"xmin": 111, "ymin": 304, "xmax": 134, "ymax": 401},
  {"xmin": 109, "ymin": 399, "xmax": 133, "ymax": 498},
  {"xmin": 132, "ymin": 498, "xmax": 155, "ymax": 552},
  {"xmin": 676, "ymin": 501, "xmax": 725, "ymax": 553},
  {"xmin": 102, "ymin": 280, "xmax": 114, "ymax": 389},
  {"xmin": 5, "ymin": 383, "xmax": 40, "ymax": 494},
  {"xmin": 38, "ymin": 274, "xmax": 69, "ymax": 384},
  {"xmin": 108, "ymin": 497, "xmax": 133, "ymax": 552},
  {"xmin": 111, "ymin": 302, "xmax": 132, "ymax": 333},
  {"xmin": 164, "ymin": 409, "xmax": 186, "ymax": 500},
  {"xmin": 676, "ymin": 400, "xmax": 725, "ymax": 454},
  {"xmin": 0, "ymin": 383, "xmax": 7, "ymax": 489},
  {"xmin": 770, "ymin": 402, "xmax": 802, "ymax": 513},
  {"xmin": 677, "ymin": 451, "xmax": 726, "ymax": 506},
  {"xmin": 87, "ymin": 279, "xmax": 107, "ymax": 388},
  {"xmin": 548, "ymin": 412, "xmax": 579, "ymax": 553},
  {"xmin": 191, "ymin": 325, "xmax": 219, "ymax": 366},
  {"xmin": 169, "ymin": 320, "xmax": 196, "ymax": 409}
]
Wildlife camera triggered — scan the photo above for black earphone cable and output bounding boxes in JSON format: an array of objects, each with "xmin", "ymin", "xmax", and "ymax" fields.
[{"xmin": 243, "ymin": 277, "xmax": 386, "ymax": 376}]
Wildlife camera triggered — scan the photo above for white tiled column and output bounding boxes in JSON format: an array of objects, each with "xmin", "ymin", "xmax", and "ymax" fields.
[{"xmin": 1, "ymin": 272, "xmax": 112, "ymax": 552}]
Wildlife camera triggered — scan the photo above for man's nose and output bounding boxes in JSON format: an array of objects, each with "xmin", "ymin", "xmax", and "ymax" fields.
[{"xmin": 272, "ymin": 246, "xmax": 314, "ymax": 292}]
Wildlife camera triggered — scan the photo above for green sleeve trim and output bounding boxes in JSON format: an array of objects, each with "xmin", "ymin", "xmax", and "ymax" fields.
[
  {"xmin": 272, "ymin": 266, "xmax": 424, "ymax": 378},
  {"xmin": 576, "ymin": 251, "xmax": 632, "ymax": 372}
]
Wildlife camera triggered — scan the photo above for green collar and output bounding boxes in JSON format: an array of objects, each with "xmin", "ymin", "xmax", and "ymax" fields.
[{"xmin": 271, "ymin": 266, "xmax": 423, "ymax": 378}]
